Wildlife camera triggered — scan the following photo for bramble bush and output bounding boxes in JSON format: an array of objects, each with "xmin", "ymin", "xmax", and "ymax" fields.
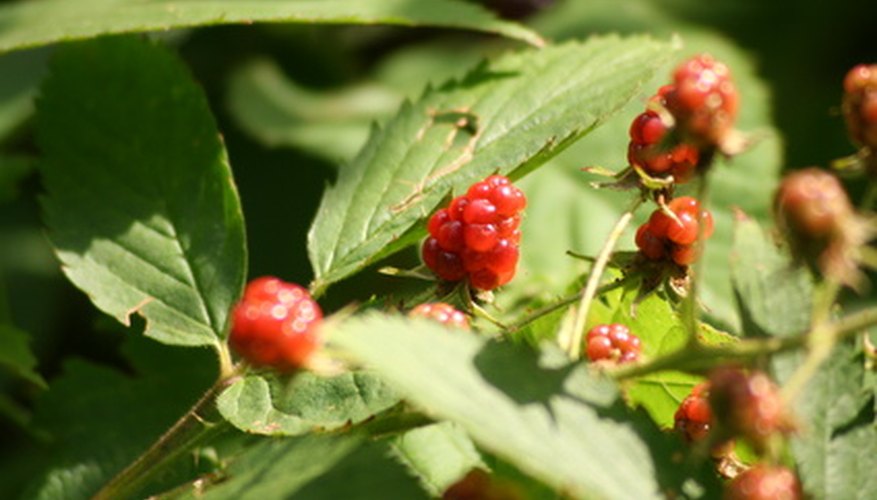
[{"xmin": 1, "ymin": 1, "xmax": 876, "ymax": 499}]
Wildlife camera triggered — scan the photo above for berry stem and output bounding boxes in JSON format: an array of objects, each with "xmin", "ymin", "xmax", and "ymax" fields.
[
  {"xmin": 681, "ymin": 175, "xmax": 712, "ymax": 345},
  {"xmin": 92, "ymin": 368, "xmax": 242, "ymax": 500},
  {"xmin": 612, "ymin": 304, "xmax": 877, "ymax": 380},
  {"xmin": 567, "ymin": 197, "xmax": 644, "ymax": 359},
  {"xmin": 507, "ymin": 277, "xmax": 631, "ymax": 334}
]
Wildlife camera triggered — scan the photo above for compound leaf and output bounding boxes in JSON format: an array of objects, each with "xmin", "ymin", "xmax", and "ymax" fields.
[{"xmin": 37, "ymin": 36, "xmax": 246, "ymax": 348}]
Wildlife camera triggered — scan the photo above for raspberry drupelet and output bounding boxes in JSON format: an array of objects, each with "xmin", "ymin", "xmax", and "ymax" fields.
[
  {"xmin": 422, "ymin": 175, "xmax": 526, "ymax": 291},
  {"xmin": 634, "ymin": 196, "xmax": 714, "ymax": 266},
  {"xmin": 628, "ymin": 85, "xmax": 700, "ymax": 183},
  {"xmin": 230, "ymin": 276, "xmax": 323, "ymax": 372},
  {"xmin": 408, "ymin": 302, "xmax": 470, "ymax": 330},
  {"xmin": 585, "ymin": 323, "xmax": 642, "ymax": 363},
  {"xmin": 664, "ymin": 54, "xmax": 739, "ymax": 148}
]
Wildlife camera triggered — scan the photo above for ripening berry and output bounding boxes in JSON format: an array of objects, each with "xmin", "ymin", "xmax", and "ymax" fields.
[
  {"xmin": 674, "ymin": 383, "xmax": 713, "ymax": 443},
  {"xmin": 724, "ymin": 465, "xmax": 802, "ymax": 500},
  {"xmin": 443, "ymin": 469, "xmax": 524, "ymax": 500},
  {"xmin": 842, "ymin": 63, "xmax": 877, "ymax": 148},
  {"xmin": 665, "ymin": 54, "xmax": 739, "ymax": 148},
  {"xmin": 409, "ymin": 302, "xmax": 470, "ymax": 330},
  {"xmin": 422, "ymin": 175, "xmax": 526, "ymax": 291},
  {"xmin": 230, "ymin": 277, "xmax": 323, "ymax": 372},
  {"xmin": 708, "ymin": 367, "xmax": 790, "ymax": 451},
  {"xmin": 627, "ymin": 105, "xmax": 700, "ymax": 182},
  {"xmin": 585, "ymin": 323, "xmax": 642, "ymax": 363},
  {"xmin": 634, "ymin": 197, "xmax": 714, "ymax": 267},
  {"xmin": 775, "ymin": 168, "xmax": 853, "ymax": 240}
]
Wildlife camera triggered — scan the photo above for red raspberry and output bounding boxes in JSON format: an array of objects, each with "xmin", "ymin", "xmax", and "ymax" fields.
[
  {"xmin": 708, "ymin": 367, "xmax": 790, "ymax": 451},
  {"xmin": 585, "ymin": 323, "xmax": 641, "ymax": 363},
  {"xmin": 409, "ymin": 302, "xmax": 469, "ymax": 330},
  {"xmin": 627, "ymin": 108, "xmax": 700, "ymax": 183},
  {"xmin": 422, "ymin": 175, "xmax": 525, "ymax": 291},
  {"xmin": 842, "ymin": 63, "xmax": 877, "ymax": 148},
  {"xmin": 443, "ymin": 469, "xmax": 524, "ymax": 500},
  {"xmin": 634, "ymin": 197, "xmax": 714, "ymax": 266},
  {"xmin": 665, "ymin": 54, "xmax": 738, "ymax": 147},
  {"xmin": 674, "ymin": 383, "xmax": 713, "ymax": 443},
  {"xmin": 230, "ymin": 276, "xmax": 322, "ymax": 372},
  {"xmin": 724, "ymin": 465, "xmax": 802, "ymax": 500},
  {"xmin": 774, "ymin": 168, "xmax": 852, "ymax": 240}
]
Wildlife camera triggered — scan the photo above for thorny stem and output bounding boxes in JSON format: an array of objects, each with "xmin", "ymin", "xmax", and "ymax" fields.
[
  {"xmin": 92, "ymin": 367, "xmax": 241, "ymax": 500},
  {"xmin": 612, "ymin": 304, "xmax": 877, "ymax": 380},
  {"xmin": 567, "ymin": 197, "xmax": 644, "ymax": 359}
]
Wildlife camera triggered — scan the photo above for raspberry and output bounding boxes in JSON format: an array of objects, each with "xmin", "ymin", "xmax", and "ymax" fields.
[
  {"xmin": 408, "ymin": 302, "xmax": 469, "ymax": 330},
  {"xmin": 674, "ymin": 383, "xmax": 713, "ymax": 443},
  {"xmin": 422, "ymin": 175, "xmax": 525, "ymax": 291},
  {"xmin": 634, "ymin": 196, "xmax": 714, "ymax": 266},
  {"xmin": 627, "ymin": 106, "xmax": 700, "ymax": 183},
  {"xmin": 708, "ymin": 367, "xmax": 789, "ymax": 451},
  {"xmin": 775, "ymin": 168, "xmax": 852, "ymax": 240},
  {"xmin": 664, "ymin": 54, "xmax": 738, "ymax": 147},
  {"xmin": 842, "ymin": 63, "xmax": 877, "ymax": 148},
  {"xmin": 230, "ymin": 277, "xmax": 322, "ymax": 372},
  {"xmin": 724, "ymin": 465, "xmax": 802, "ymax": 500},
  {"xmin": 443, "ymin": 469, "xmax": 524, "ymax": 500},
  {"xmin": 585, "ymin": 323, "xmax": 641, "ymax": 363}
]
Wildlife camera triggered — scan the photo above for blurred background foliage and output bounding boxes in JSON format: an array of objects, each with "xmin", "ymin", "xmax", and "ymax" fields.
[{"xmin": 0, "ymin": 0, "xmax": 876, "ymax": 497}]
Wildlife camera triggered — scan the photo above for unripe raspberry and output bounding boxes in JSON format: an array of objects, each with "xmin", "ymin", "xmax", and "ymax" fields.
[
  {"xmin": 409, "ymin": 302, "xmax": 469, "ymax": 330},
  {"xmin": 674, "ymin": 383, "xmax": 713, "ymax": 443},
  {"xmin": 443, "ymin": 469, "xmax": 524, "ymax": 500},
  {"xmin": 665, "ymin": 54, "xmax": 738, "ymax": 148},
  {"xmin": 635, "ymin": 197, "xmax": 714, "ymax": 266},
  {"xmin": 230, "ymin": 277, "xmax": 322, "ymax": 372},
  {"xmin": 724, "ymin": 465, "xmax": 802, "ymax": 500},
  {"xmin": 627, "ymin": 106, "xmax": 700, "ymax": 182},
  {"xmin": 708, "ymin": 367, "xmax": 790, "ymax": 451},
  {"xmin": 775, "ymin": 168, "xmax": 853, "ymax": 240},
  {"xmin": 422, "ymin": 175, "xmax": 525, "ymax": 291},
  {"xmin": 585, "ymin": 323, "xmax": 642, "ymax": 363},
  {"xmin": 842, "ymin": 63, "xmax": 877, "ymax": 148}
]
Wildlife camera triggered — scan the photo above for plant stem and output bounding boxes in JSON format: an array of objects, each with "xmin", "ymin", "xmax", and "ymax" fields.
[
  {"xmin": 612, "ymin": 305, "xmax": 877, "ymax": 380},
  {"xmin": 92, "ymin": 372, "xmax": 239, "ymax": 500},
  {"xmin": 682, "ymin": 174, "xmax": 711, "ymax": 344},
  {"xmin": 507, "ymin": 278, "xmax": 629, "ymax": 333},
  {"xmin": 566, "ymin": 198, "xmax": 642, "ymax": 359}
]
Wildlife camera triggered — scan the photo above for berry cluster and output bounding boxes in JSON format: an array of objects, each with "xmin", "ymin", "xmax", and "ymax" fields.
[
  {"xmin": 628, "ymin": 86, "xmax": 700, "ymax": 183},
  {"xmin": 724, "ymin": 465, "xmax": 802, "ymax": 500},
  {"xmin": 584, "ymin": 323, "xmax": 642, "ymax": 363},
  {"xmin": 674, "ymin": 382, "xmax": 713, "ymax": 443},
  {"xmin": 230, "ymin": 276, "xmax": 322, "ymax": 372},
  {"xmin": 707, "ymin": 367, "xmax": 790, "ymax": 452},
  {"xmin": 422, "ymin": 175, "xmax": 526, "ymax": 291},
  {"xmin": 408, "ymin": 302, "xmax": 470, "ymax": 330},
  {"xmin": 842, "ymin": 63, "xmax": 877, "ymax": 149},
  {"xmin": 665, "ymin": 54, "xmax": 739, "ymax": 148},
  {"xmin": 635, "ymin": 196, "xmax": 715, "ymax": 266}
]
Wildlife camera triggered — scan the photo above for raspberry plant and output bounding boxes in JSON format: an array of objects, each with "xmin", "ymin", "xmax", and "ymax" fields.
[{"xmin": 1, "ymin": 1, "xmax": 875, "ymax": 500}]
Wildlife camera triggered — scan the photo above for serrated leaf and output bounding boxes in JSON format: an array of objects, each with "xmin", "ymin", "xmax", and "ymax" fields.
[
  {"xmin": 0, "ymin": 324, "xmax": 46, "ymax": 388},
  {"xmin": 773, "ymin": 341, "xmax": 877, "ymax": 500},
  {"xmin": 37, "ymin": 36, "xmax": 246, "ymax": 348},
  {"xmin": 0, "ymin": 0, "xmax": 543, "ymax": 55},
  {"xmin": 308, "ymin": 36, "xmax": 673, "ymax": 293},
  {"xmin": 216, "ymin": 371, "xmax": 399, "ymax": 436},
  {"xmin": 332, "ymin": 313, "xmax": 675, "ymax": 500},
  {"xmin": 730, "ymin": 216, "xmax": 813, "ymax": 337},
  {"xmin": 168, "ymin": 433, "xmax": 427, "ymax": 500},
  {"xmin": 390, "ymin": 422, "xmax": 484, "ymax": 496}
]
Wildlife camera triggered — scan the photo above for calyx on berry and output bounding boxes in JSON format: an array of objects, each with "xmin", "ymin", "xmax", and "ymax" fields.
[
  {"xmin": 724, "ymin": 464, "xmax": 802, "ymax": 500},
  {"xmin": 230, "ymin": 276, "xmax": 322, "ymax": 372},
  {"xmin": 635, "ymin": 196, "xmax": 715, "ymax": 266},
  {"xmin": 585, "ymin": 323, "xmax": 641, "ymax": 363},
  {"xmin": 422, "ymin": 175, "xmax": 526, "ymax": 291},
  {"xmin": 842, "ymin": 63, "xmax": 877, "ymax": 150},
  {"xmin": 409, "ymin": 302, "xmax": 470, "ymax": 330}
]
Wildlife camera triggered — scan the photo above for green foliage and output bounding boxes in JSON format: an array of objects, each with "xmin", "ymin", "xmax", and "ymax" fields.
[
  {"xmin": 37, "ymin": 36, "xmax": 247, "ymax": 348},
  {"xmin": 0, "ymin": 0, "xmax": 543, "ymax": 54},
  {"xmin": 0, "ymin": 324, "xmax": 46, "ymax": 388},
  {"xmin": 308, "ymin": 35, "xmax": 673, "ymax": 294},
  {"xmin": 389, "ymin": 422, "xmax": 484, "ymax": 496},
  {"xmin": 216, "ymin": 371, "xmax": 399, "ymax": 436}
]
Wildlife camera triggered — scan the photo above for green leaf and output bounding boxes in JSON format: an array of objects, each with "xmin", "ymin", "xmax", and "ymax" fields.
[
  {"xmin": 0, "ymin": 324, "xmax": 46, "ymax": 388},
  {"xmin": 332, "ymin": 313, "xmax": 679, "ymax": 499},
  {"xmin": 0, "ymin": 47, "xmax": 49, "ymax": 140},
  {"xmin": 389, "ymin": 422, "xmax": 484, "ymax": 496},
  {"xmin": 773, "ymin": 341, "xmax": 877, "ymax": 500},
  {"xmin": 0, "ymin": 155, "xmax": 34, "ymax": 203},
  {"xmin": 0, "ymin": 0, "xmax": 543, "ymax": 55},
  {"xmin": 216, "ymin": 371, "xmax": 400, "ymax": 436},
  {"xmin": 730, "ymin": 215, "xmax": 813, "ymax": 337},
  {"xmin": 308, "ymin": 36, "xmax": 673, "ymax": 293},
  {"xmin": 227, "ymin": 59, "xmax": 402, "ymax": 164},
  {"xmin": 169, "ymin": 433, "xmax": 428, "ymax": 500},
  {"xmin": 37, "ymin": 36, "xmax": 246, "ymax": 348}
]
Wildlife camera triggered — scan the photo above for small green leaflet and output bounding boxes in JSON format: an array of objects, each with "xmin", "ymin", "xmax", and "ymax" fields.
[
  {"xmin": 0, "ymin": 324, "xmax": 46, "ymax": 388},
  {"xmin": 0, "ymin": 0, "xmax": 543, "ymax": 55},
  {"xmin": 216, "ymin": 371, "xmax": 400, "ymax": 436},
  {"xmin": 308, "ymin": 36, "xmax": 673, "ymax": 294},
  {"xmin": 37, "ymin": 37, "xmax": 246, "ymax": 348}
]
